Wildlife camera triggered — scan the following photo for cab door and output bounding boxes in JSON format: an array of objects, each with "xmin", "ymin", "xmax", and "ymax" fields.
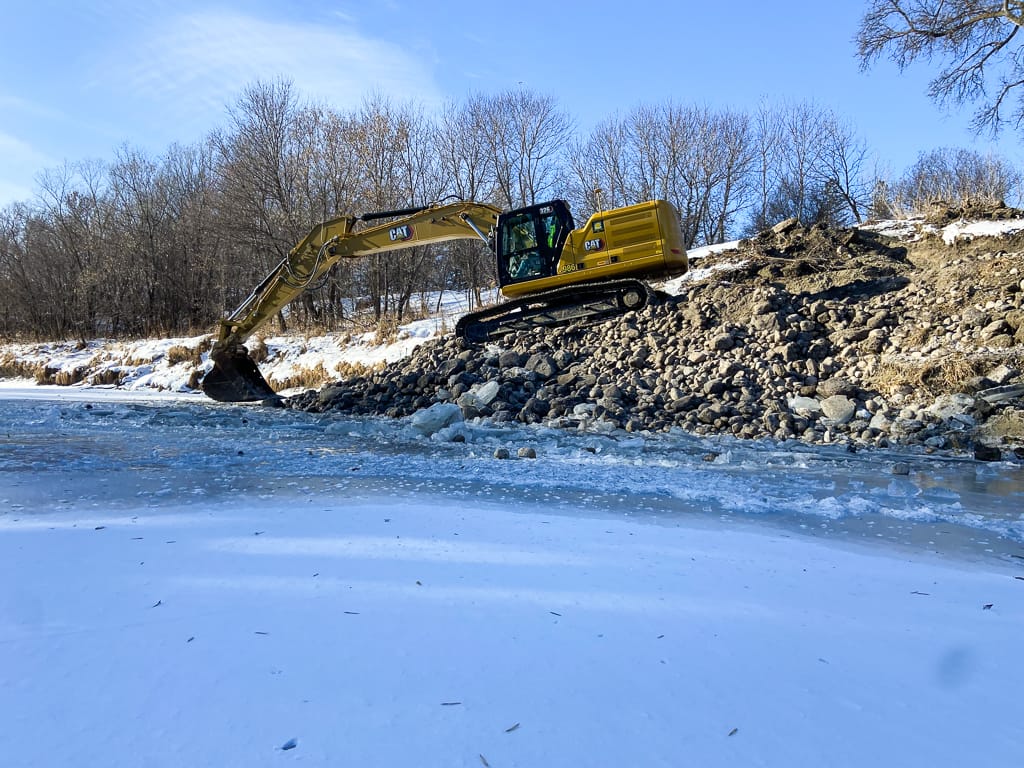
[{"xmin": 495, "ymin": 201, "xmax": 573, "ymax": 288}]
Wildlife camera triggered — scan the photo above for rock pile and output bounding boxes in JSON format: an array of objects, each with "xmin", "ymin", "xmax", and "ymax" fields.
[{"xmin": 289, "ymin": 217, "xmax": 1024, "ymax": 460}]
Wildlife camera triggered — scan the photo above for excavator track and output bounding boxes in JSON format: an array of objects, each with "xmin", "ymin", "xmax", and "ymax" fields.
[{"xmin": 455, "ymin": 279, "xmax": 657, "ymax": 342}]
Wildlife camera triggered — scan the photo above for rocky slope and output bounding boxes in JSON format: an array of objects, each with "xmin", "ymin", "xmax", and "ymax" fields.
[{"xmin": 289, "ymin": 210, "xmax": 1024, "ymax": 461}]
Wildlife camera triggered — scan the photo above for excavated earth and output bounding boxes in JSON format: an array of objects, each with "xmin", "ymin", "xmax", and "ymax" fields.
[{"xmin": 291, "ymin": 209, "xmax": 1024, "ymax": 461}]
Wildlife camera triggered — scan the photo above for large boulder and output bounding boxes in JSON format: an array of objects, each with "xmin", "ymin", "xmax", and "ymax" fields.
[{"xmin": 410, "ymin": 402, "xmax": 463, "ymax": 436}]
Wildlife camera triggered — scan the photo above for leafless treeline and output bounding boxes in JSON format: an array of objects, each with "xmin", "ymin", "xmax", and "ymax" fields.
[{"xmin": 0, "ymin": 80, "xmax": 1018, "ymax": 341}]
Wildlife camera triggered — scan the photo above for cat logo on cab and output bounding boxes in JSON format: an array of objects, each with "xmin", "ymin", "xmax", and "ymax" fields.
[{"xmin": 584, "ymin": 238, "xmax": 604, "ymax": 252}]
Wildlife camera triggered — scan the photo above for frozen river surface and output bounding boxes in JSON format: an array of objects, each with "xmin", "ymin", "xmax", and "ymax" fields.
[
  {"xmin": 2, "ymin": 386, "xmax": 1024, "ymax": 767},
  {"xmin": 2, "ymin": 387, "xmax": 1023, "ymax": 563}
]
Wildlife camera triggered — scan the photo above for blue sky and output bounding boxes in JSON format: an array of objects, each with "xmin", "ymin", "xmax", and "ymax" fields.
[{"xmin": 2, "ymin": 0, "xmax": 1022, "ymax": 208}]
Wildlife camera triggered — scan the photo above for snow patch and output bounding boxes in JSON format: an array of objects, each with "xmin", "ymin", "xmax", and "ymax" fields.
[{"xmin": 941, "ymin": 218, "xmax": 1024, "ymax": 244}]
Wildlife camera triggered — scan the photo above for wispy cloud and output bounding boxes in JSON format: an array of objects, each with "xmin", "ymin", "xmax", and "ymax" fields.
[
  {"xmin": 94, "ymin": 9, "xmax": 444, "ymax": 131},
  {"xmin": 0, "ymin": 132, "xmax": 54, "ymax": 207},
  {"xmin": 0, "ymin": 93, "xmax": 64, "ymax": 122}
]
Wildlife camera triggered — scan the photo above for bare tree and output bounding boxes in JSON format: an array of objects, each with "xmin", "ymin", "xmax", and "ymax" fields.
[
  {"xmin": 815, "ymin": 115, "xmax": 872, "ymax": 224},
  {"xmin": 159, "ymin": 141, "xmax": 222, "ymax": 331},
  {"xmin": 857, "ymin": 1, "xmax": 1024, "ymax": 132},
  {"xmin": 568, "ymin": 104, "xmax": 756, "ymax": 246},
  {"xmin": 349, "ymin": 94, "xmax": 424, "ymax": 321},
  {"xmin": 892, "ymin": 146, "xmax": 1022, "ymax": 210},
  {"xmin": 692, "ymin": 108, "xmax": 756, "ymax": 245},
  {"xmin": 566, "ymin": 114, "xmax": 635, "ymax": 214},
  {"xmin": 748, "ymin": 101, "xmax": 868, "ymax": 230},
  {"xmin": 2, "ymin": 76, "xmax": 899, "ymax": 342},
  {"xmin": 215, "ymin": 78, "xmax": 306, "ymax": 240},
  {"xmin": 436, "ymin": 95, "xmax": 497, "ymax": 202},
  {"xmin": 475, "ymin": 89, "xmax": 573, "ymax": 208},
  {"xmin": 34, "ymin": 159, "xmax": 114, "ymax": 338},
  {"xmin": 387, "ymin": 101, "xmax": 448, "ymax": 322},
  {"xmin": 213, "ymin": 79, "xmax": 371, "ymax": 333},
  {"xmin": 749, "ymin": 101, "xmax": 786, "ymax": 233},
  {"xmin": 435, "ymin": 96, "xmax": 499, "ymax": 309},
  {"xmin": 0, "ymin": 204, "xmax": 40, "ymax": 336}
]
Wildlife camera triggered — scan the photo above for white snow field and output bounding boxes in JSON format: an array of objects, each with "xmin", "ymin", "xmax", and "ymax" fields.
[{"xmin": 1, "ymin": 386, "xmax": 1022, "ymax": 768}]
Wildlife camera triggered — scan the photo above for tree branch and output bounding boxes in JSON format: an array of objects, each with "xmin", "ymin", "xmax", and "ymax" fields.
[{"xmin": 858, "ymin": 1, "xmax": 1024, "ymax": 131}]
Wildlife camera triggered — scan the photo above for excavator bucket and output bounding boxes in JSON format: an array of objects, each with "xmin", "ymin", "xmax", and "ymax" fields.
[{"xmin": 201, "ymin": 349, "xmax": 278, "ymax": 403}]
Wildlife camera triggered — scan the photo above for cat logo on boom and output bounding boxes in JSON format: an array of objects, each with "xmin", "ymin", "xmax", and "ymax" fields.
[{"xmin": 389, "ymin": 225, "xmax": 413, "ymax": 241}]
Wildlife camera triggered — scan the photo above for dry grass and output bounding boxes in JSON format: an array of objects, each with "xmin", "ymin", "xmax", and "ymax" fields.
[
  {"xmin": 51, "ymin": 366, "xmax": 89, "ymax": 386},
  {"xmin": 333, "ymin": 360, "xmax": 382, "ymax": 379},
  {"xmin": 268, "ymin": 359, "xmax": 377, "ymax": 391},
  {"xmin": 373, "ymin": 316, "xmax": 400, "ymax": 345},
  {"xmin": 123, "ymin": 351, "xmax": 154, "ymax": 366},
  {"xmin": 91, "ymin": 369, "xmax": 123, "ymax": 386},
  {"xmin": 978, "ymin": 410, "xmax": 1024, "ymax": 442},
  {"xmin": 900, "ymin": 324, "xmax": 934, "ymax": 348},
  {"xmin": 869, "ymin": 351, "xmax": 1021, "ymax": 397},
  {"xmin": 0, "ymin": 353, "xmax": 42, "ymax": 380},
  {"xmin": 268, "ymin": 363, "xmax": 333, "ymax": 392},
  {"xmin": 166, "ymin": 340, "xmax": 210, "ymax": 366}
]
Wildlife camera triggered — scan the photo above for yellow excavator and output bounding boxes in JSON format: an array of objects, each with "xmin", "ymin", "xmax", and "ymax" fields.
[{"xmin": 201, "ymin": 197, "xmax": 688, "ymax": 402}]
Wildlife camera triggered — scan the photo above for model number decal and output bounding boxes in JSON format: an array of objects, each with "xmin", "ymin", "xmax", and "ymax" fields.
[
  {"xmin": 389, "ymin": 225, "xmax": 413, "ymax": 241},
  {"xmin": 584, "ymin": 238, "xmax": 604, "ymax": 251}
]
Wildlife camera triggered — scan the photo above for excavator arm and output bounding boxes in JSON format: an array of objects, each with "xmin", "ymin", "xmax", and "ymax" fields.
[{"xmin": 202, "ymin": 200, "xmax": 501, "ymax": 402}]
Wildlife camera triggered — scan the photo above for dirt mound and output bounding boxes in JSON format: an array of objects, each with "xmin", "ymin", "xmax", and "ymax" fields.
[
  {"xmin": 681, "ymin": 219, "xmax": 912, "ymax": 326},
  {"xmin": 920, "ymin": 200, "xmax": 1024, "ymax": 226}
]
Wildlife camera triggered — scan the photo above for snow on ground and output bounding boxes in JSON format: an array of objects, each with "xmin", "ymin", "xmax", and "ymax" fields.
[
  {"xmin": 860, "ymin": 216, "xmax": 932, "ymax": 240},
  {"xmin": 0, "ymin": 287, "xmax": 499, "ymax": 396},
  {"xmin": 941, "ymin": 218, "xmax": 1024, "ymax": 245},
  {"xmin": 1, "ymin": 387, "xmax": 1023, "ymax": 767},
  {"xmin": 657, "ymin": 238, "xmax": 748, "ymax": 294},
  {"xmin": 862, "ymin": 214, "xmax": 1024, "ymax": 245}
]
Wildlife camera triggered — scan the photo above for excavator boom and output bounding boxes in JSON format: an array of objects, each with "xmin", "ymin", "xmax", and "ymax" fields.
[{"xmin": 202, "ymin": 201, "xmax": 500, "ymax": 402}]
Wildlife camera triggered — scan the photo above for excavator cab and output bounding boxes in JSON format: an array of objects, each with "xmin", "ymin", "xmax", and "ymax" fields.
[{"xmin": 495, "ymin": 201, "xmax": 574, "ymax": 288}]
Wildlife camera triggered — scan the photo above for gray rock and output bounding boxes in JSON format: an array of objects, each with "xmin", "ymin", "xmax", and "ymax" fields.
[
  {"xmin": 981, "ymin": 319, "xmax": 1011, "ymax": 339},
  {"xmin": 973, "ymin": 443, "xmax": 1002, "ymax": 462},
  {"xmin": 816, "ymin": 377, "xmax": 857, "ymax": 398},
  {"xmin": 711, "ymin": 333, "xmax": 735, "ymax": 351},
  {"xmin": 890, "ymin": 418, "xmax": 924, "ymax": 438},
  {"xmin": 525, "ymin": 353, "xmax": 559, "ymax": 379},
  {"xmin": 772, "ymin": 217, "xmax": 800, "ymax": 234},
  {"xmin": 820, "ymin": 395, "xmax": 856, "ymax": 424},
  {"xmin": 927, "ymin": 393, "xmax": 976, "ymax": 420},
  {"xmin": 986, "ymin": 364, "xmax": 1020, "ymax": 385},
  {"xmin": 471, "ymin": 379, "xmax": 501, "ymax": 406},
  {"xmin": 498, "ymin": 350, "xmax": 524, "ymax": 368}
]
